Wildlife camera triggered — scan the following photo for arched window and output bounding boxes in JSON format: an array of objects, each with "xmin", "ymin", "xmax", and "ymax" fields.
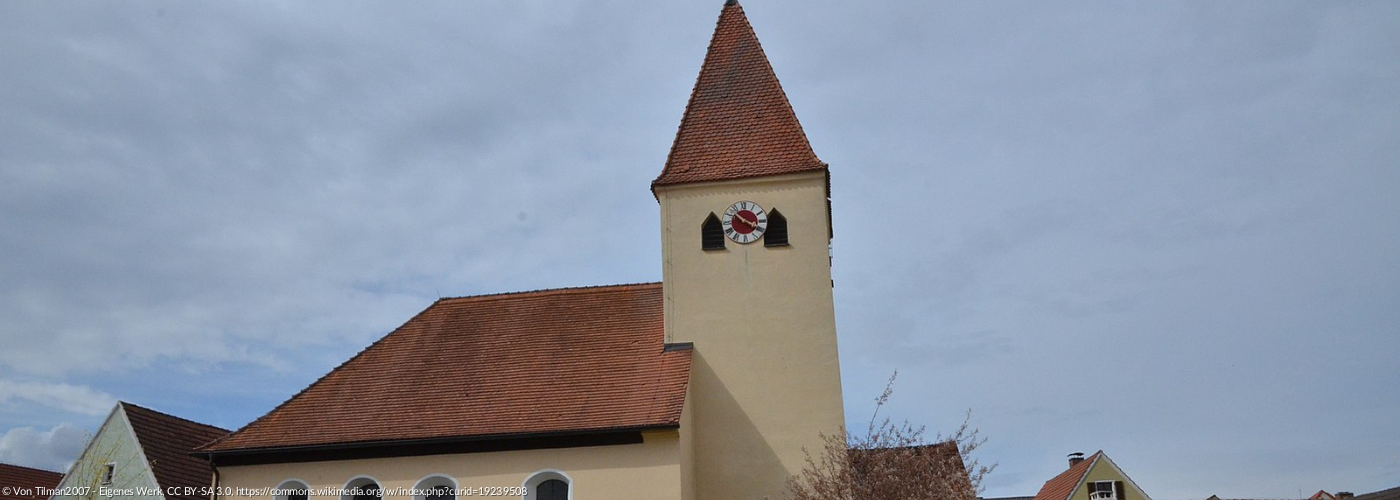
[
  {"xmin": 522, "ymin": 470, "xmax": 571, "ymax": 500},
  {"xmin": 274, "ymin": 480, "xmax": 310, "ymax": 500},
  {"xmin": 413, "ymin": 475, "xmax": 456, "ymax": 500},
  {"xmin": 341, "ymin": 477, "xmax": 381, "ymax": 500},
  {"xmin": 764, "ymin": 208, "xmax": 789, "ymax": 247},
  {"xmin": 701, "ymin": 213, "xmax": 725, "ymax": 250},
  {"xmin": 536, "ymin": 480, "xmax": 566, "ymax": 500}
]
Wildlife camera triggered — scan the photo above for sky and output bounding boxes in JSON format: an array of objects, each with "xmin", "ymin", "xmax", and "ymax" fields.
[{"xmin": 1, "ymin": 1, "xmax": 1397, "ymax": 499}]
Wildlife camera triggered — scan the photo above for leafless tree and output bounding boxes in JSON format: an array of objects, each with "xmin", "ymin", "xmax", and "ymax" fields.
[{"xmin": 786, "ymin": 372, "xmax": 996, "ymax": 500}]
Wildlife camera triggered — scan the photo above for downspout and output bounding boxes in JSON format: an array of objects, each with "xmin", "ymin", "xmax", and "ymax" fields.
[{"xmin": 209, "ymin": 459, "xmax": 220, "ymax": 500}]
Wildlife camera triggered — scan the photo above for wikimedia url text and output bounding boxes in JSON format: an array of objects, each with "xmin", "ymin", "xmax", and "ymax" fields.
[{"xmin": 3, "ymin": 486, "xmax": 528, "ymax": 497}]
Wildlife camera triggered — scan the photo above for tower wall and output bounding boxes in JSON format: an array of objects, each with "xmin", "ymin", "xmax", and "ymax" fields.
[{"xmin": 658, "ymin": 170, "xmax": 844, "ymax": 500}]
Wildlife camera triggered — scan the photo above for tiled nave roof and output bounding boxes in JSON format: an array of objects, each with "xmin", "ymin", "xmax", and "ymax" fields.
[{"xmin": 203, "ymin": 283, "xmax": 691, "ymax": 453}]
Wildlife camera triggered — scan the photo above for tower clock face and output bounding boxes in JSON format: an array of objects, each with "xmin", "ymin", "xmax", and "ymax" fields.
[{"xmin": 722, "ymin": 200, "xmax": 768, "ymax": 244}]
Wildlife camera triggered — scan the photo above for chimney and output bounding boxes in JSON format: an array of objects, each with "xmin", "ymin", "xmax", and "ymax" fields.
[
  {"xmin": 1068, "ymin": 452, "xmax": 1086, "ymax": 467},
  {"xmin": 1338, "ymin": 493, "xmax": 1354, "ymax": 500}
]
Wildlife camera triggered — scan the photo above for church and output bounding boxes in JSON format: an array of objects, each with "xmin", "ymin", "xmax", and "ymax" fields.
[{"xmin": 196, "ymin": 2, "xmax": 845, "ymax": 499}]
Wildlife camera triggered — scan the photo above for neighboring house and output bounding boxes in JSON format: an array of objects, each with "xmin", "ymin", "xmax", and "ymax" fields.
[
  {"xmin": 1355, "ymin": 487, "xmax": 1400, "ymax": 500},
  {"xmin": 1032, "ymin": 452, "xmax": 1153, "ymax": 500},
  {"xmin": 0, "ymin": 463, "xmax": 62, "ymax": 500},
  {"xmin": 51, "ymin": 402, "xmax": 227, "ymax": 500},
  {"xmin": 1205, "ymin": 489, "xmax": 1382, "ymax": 500},
  {"xmin": 195, "ymin": 2, "xmax": 846, "ymax": 500},
  {"xmin": 848, "ymin": 441, "xmax": 971, "ymax": 495}
]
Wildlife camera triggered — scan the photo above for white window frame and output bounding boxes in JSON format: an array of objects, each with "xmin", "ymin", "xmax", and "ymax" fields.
[
  {"xmin": 412, "ymin": 474, "xmax": 458, "ymax": 500},
  {"xmin": 274, "ymin": 479, "xmax": 312, "ymax": 500},
  {"xmin": 1089, "ymin": 481, "xmax": 1117, "ymax": 500},
  {"xmin": 341, "ymin": 476, "xmax": 383, "ymax": 500},
  {"xmin": 521, "ymin": 469, "xmax": 572, "ymax": 500}
]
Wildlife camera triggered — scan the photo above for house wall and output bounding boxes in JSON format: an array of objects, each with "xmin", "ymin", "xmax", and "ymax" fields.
[
  {"xmin": 215, "ymin": 430, "xmax": 682, "ymax": 500},
  {"xmin": 656, "ymin": 170, "xmax": 846, "ymax": 500},
  {"xmin": 53, "ymin": 408, "xmax": 162, "ymax": 500},
  {"xmin": 1069, "ymin": 459, "xmax": 1153, "ymax": 500}
]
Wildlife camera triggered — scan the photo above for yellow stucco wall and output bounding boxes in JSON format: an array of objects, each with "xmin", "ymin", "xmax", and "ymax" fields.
[
  {"xmin": 215, "ymin": 431, "xmax": 681, "ymax": 500},
  {"xmin": 216, "ymin": 172, "xmax": 845, "ymax": 500},
  {"xmin": 656, "ymin": 170, "xmax": 846, "ymax": 500},
  {"xmin": 1068, "ymin": 457, "xmax": 1153, "ymax": 500}
]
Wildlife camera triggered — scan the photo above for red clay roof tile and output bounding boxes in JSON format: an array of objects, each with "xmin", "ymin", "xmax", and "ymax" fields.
[
  {"xmin": 652, "ymin": 2, "xmax": 825, "ymax": 191},
  {"xmin": 202, "ymin": 283, "xmax": 690, "ymax": 452},
  {"xmin": 0, "ymin": 463, "xmax": 62, "ymax": 500},
  {"xmin": 1033, "ymin": 451, "xmax": 1102, "ymax": 500},
  {"xmin": 120, "ymin": 403, "xmax": 228, "ymax": 500}
]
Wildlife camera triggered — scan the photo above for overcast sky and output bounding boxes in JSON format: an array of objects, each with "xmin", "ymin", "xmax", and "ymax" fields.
[{"xmin": 2, "ymin": 1, "xmax": 1397, "ymax": 499}]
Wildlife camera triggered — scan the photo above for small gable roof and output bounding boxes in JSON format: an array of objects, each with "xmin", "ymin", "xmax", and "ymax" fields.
[
  {"xmin": 119, "ymin": 403, "xmax": 228, "ymax": 500},
  {"xmin": 1033, "ymin": 451, "xmax": 1102, "ymax": 500},
  {"xmin": 652, "ymin": 1, "xmax": 826, "ymax": 191},
  {"xmin": 203, "ymin": 283, "xmax": 691, "ymax": 454},
  {"xmin": 0, "ymin": 463, "xmax": 62, "ymax": 500}
]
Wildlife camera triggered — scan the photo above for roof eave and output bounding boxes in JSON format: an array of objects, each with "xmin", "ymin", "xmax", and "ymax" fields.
[{"xmin": 196, "ymin": 423, "xmax": 680, "ymax": 462}]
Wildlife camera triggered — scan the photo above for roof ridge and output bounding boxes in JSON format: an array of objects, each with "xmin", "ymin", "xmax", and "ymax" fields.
[
  {"xmin": 119, "ymin": 401, "xmax": 229, "ymax": 434},
  {"xmin": 438, "ymin": 282, "xmax": 662, "ymax": 303}
]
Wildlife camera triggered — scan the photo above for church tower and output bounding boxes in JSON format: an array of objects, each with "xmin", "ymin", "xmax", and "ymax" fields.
[{"xmin": 653, "ymin": 2, "xmax": 845, "ymax": 499}]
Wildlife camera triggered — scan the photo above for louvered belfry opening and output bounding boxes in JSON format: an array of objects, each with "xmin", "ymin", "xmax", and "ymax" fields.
[
  {"xmin": 702, "ymin": 212, "xmax": 726, "ymax": 250},
  {"xmin": 763, "ymin": 208, "xmax": 788, "ymax": 247}
]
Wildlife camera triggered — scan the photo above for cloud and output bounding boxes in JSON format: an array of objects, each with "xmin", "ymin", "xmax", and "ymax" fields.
[
  {"xmin": 0, "ymin": 2, "xmax": 1397, "ymax": 499},
  {"xmin": 0, "ymin": 423, "xmax": 87, "ymax": 473},
  {"xmin": 0, "ymin": 381, "xmax": 116, "ymax": 417}
]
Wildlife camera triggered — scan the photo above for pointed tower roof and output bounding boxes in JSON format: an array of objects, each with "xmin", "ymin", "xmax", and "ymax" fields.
[{"xmin": 652, "ymin": 1, "xmax": 826, "ymax": 191}]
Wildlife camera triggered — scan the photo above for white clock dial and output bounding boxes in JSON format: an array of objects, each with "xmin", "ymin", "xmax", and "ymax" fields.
[{"xmin": 721, "ymin": 200, "xmax": 768, "ymax": 244}]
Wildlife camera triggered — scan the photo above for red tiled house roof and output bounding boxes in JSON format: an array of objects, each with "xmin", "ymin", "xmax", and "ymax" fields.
[
  {"xmin": 201, "ymin": 283, "xmax": 691, "ymax": 455},
  {"xmin": 0, "ymin": 463, "xmax": 62, "ymax": 500},
  {"xmin": 847, "ymin": 441, "xmax": 971, "ymax": 493},
  {"xmin": 1033, "ymin": 451, "xmax": 1102, "ymax": 500},
  {"xmin": 652, "ymin": 1, "xmax": 826, "ymax": 191},
  {"xmin": 120, "ymin": 403, "xmax": 228, "ymax": 500},
  {"xmin": 1356, "ymin": 487, "xmax": 1400, "ymax": 500}
]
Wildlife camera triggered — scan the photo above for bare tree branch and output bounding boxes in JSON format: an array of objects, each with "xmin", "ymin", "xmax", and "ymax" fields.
[{"xmin": 786, "ymin": 373, "xmax": 997, "ymax": 500}]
